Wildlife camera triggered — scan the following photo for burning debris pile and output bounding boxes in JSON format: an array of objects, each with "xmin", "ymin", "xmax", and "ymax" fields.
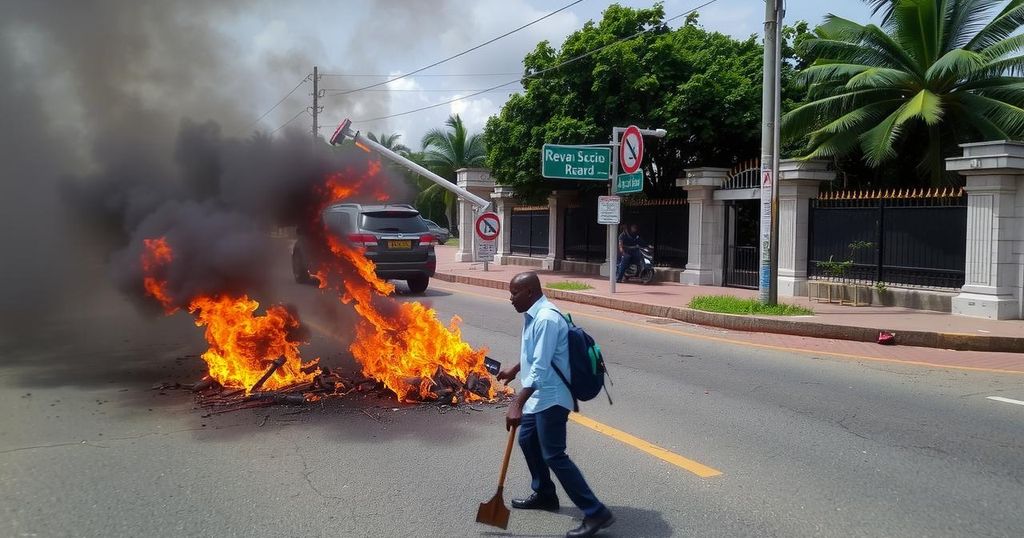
[{"xmin": 133, "ymin": 153, "xmax": 505, "ymax": 410}]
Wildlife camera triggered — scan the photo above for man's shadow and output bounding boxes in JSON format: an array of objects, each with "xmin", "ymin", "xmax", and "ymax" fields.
[{"xmin": 481, "ymin": 504, "xmax": 672, "ymax": 537}]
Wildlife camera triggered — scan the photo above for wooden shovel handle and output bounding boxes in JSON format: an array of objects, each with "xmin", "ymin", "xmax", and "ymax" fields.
[{"xmin": 496, "ymin": 426, "xmax": 517, "ymax": 487}]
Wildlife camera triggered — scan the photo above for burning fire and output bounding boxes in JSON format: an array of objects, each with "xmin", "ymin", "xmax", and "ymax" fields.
[
  {"xmin": 188, "ymin": 295, "xmax": 314, "ymax": 392},
  {"xmin": 137, "ymin": 155, "xmax": 498, "ymax": 404},
  {"xmin": 141, "ymin": 237, "xmax": 315, "ymax": 393},
  {"xmin": 312, "ymin": 166, "xmax": 498, "ymax": 403},
  {"xmin": 319, "ymin": 237, "xmax": 492, "ymax": 401}
]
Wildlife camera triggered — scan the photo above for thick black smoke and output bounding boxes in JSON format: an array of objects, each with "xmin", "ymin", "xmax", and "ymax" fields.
[{"xmin": 0, "ymin": 0, "xmax": 420, "ymax": 334}]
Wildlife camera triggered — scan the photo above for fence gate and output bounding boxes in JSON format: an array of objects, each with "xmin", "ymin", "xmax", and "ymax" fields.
[
  {"xmin": 719, "ymin": 159, "xmax": 761, "ymax": 289},
  {"xmin": 723, "ymin": 200, "xmax": 759, "ymax": 288}
]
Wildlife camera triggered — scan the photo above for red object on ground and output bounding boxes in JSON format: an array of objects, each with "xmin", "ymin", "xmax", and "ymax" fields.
[{"xmin": 878, "ymin": 331, "xmax": 896, "ymax": 345}]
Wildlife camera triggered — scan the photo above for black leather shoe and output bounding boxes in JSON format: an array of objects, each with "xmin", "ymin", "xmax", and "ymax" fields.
[
  {"xmin": 511, "ymin": 493, "xmax": 560, "ymax": 512},
  {"xmin": 566, "ymin": 508, "xmax": 615, "ymax": 537}
]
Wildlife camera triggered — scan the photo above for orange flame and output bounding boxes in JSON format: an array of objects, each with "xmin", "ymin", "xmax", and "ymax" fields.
[
  {"xmin": 141, "ymin": 238, "xmax": 176, "ymax": 313},
  {"xmin": 141, "ymin": 237, "xmax": 315, "ymax": 392},
  {"xmin": 188, "ymin": 295, "xmax": 315, "ymax": 392},
  {"xmin": 312, "ymin": 175, "xmax": 496, "ymax": 402}
]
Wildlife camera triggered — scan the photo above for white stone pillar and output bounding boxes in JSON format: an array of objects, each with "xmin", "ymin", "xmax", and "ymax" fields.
[
  {"xmin": 946, "ymin": 141, "xmax": 1024, "ymax": 320},
  {"xmin": 677, "ymin": 168, "xmax": 729, "ymax": 285},
  {"xmin": 777, "ymin": 159, "xmax": 834, "ymax": 296},
  {"xmin": 491, "ymin": 186, "xmax": 517, "ymax": 265},
  {"xmin": 454, "ymin": 168, "xmax": 496, "ymax": 263},
  {"xmin": 542, "ymin": 190, "xmax": 574, "ymax": 270}
]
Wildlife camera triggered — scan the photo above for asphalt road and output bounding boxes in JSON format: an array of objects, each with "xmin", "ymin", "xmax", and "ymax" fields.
[{"xmin": 2, "ymin": 268, "xmax": 1023, "ymax": 537}]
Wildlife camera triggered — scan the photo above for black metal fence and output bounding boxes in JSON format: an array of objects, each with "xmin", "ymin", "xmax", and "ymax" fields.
[
  {"xmin": 564, "ymin": 197, "xmax": 689, "ymax": 267},
  {"xmin": 510, "ymin": 208, "xmax": 549, "ymax": 256},
  {"xmin": 808, "ymin": 189, "xmax": 967, "ymax": 288}
]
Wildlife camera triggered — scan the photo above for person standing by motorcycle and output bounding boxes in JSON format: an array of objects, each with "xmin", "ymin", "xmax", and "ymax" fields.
[{"xmin": 615, "ymin": 223, "xmax": 647, "ymax": 283}]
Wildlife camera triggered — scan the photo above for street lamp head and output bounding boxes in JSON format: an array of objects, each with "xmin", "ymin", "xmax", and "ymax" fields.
[{"xmin": 652, "ymin": 128, "xmax": 668, "ymax": 138}]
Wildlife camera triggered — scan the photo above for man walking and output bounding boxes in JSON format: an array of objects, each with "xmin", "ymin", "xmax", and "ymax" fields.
[{"xmin": 497, "ymin": 271, "xmax": 614, "ymax": 537}]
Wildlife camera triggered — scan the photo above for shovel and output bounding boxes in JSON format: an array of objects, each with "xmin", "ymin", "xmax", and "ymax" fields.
[{"xmin": 476, "ymin": 425, "xmax": 518, "ymax": 529}]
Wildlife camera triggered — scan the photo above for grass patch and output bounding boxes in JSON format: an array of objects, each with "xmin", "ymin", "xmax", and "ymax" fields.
[
  {"xmin": 545, "ymin": 280, "xmax": 594, "ymax": 291},
  {"xmin": 688, "ymin": 295, "xmax": 813, "ymax": 316},
  {"xmin": 444, "ymin": 237, "xmax": 459, "ymax": 246}
]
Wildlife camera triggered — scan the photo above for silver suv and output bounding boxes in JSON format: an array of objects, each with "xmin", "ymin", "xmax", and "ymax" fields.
[{"xmin": 293, "ymin": 203, "xmax": 437, "ymax": 293}]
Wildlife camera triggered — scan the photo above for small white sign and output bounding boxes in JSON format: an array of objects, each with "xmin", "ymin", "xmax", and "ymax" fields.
[
  {"xmin": 476, "ymin": 240, "xmax": 496, "ymax": 262},
  {"xmin": 597, "ymin": 196, "xmax": 621, "ymax": 225}
]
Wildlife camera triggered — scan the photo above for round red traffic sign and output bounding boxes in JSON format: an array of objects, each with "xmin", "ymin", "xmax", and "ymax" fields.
[
  {"xmin": 474, "ymin": 212, "xmax": 500, "ymax": 241},
  {"xmin": 620, "ymin": 125, "xmax": 644, "ymax": 174}
]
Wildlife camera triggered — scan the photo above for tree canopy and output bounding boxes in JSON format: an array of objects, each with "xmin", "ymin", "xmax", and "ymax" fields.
[
  {"xmin": 485, "ymin": 5, "xmax": 783, "ymax": 202},
  {"xmin": 782, "ymin": 0, "xmax": 1024, "ymax": 186}
]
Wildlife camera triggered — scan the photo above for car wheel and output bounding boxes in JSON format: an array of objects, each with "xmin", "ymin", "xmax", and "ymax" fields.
[
  {"xmin": 639, "ymin": 267, "xmax": 655, "ymax": 285},
  {"xmin": 292, "ymin": 244, "xmax": 314, "ymax": 285},
  {"xmin": 407, "ymin": 275, "xmax": 429, "ymax": 294}
]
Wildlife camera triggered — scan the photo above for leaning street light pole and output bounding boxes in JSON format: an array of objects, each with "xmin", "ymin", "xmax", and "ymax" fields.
[
  {"xmin": 329, "ymin": 118, "xmax": 492, "ymax": 211},
  {"xmin": 759, "ymin": 0, "xmax": 783, "ymax": 305}
]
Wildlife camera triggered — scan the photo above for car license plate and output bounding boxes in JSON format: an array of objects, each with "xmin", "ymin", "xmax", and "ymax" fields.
[{"xmin": 388, "ymin": 240, "xmax": 412, "ymax": 250}]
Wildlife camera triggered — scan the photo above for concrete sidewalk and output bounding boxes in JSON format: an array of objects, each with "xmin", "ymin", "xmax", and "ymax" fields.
[{"xmin": 432, "ymin": 245, "xmax": 1023, "ymax": 353}]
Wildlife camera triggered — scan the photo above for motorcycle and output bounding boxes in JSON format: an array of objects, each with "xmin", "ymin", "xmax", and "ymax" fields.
[{"xmin": 621, "ymin": 245, "xmax": 656, "ymax": 284}]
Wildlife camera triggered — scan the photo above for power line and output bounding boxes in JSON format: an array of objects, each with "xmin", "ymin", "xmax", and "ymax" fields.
[
  {"xmin": 332, "ymin": 0, "xmax": 584, "ymax": 97},
  {"xmin": 246, "ymin": 76, "xmax": 309, "ymax": 132},
  {"xmin": 320, "ymin": 72, "xmax": 520, "ymax": 78},
  {"xmin": 351, "ymin": 0, "xmax": 720, "ymax": 124},
  {"xmin": 270, "ymin": 107, "xmax": 309, "ymax": 135}
]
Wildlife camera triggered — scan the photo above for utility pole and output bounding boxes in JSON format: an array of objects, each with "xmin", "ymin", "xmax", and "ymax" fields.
[
  {"xmin": 759, "ymin": 0, "xmax": 783, "ymax": 304},
  {"xmin": 311, "ymin": 65, "xmax": 323, "ymax": 141}
]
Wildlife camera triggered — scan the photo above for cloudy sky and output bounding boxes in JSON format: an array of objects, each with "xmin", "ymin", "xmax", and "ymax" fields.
[
  {"xmin": 3, "ymin": 0, "xmax": 879, "ymax": 165},
  {"xmin": 235, "ymin": 0, "xmax": 877, "ymax": 148}
]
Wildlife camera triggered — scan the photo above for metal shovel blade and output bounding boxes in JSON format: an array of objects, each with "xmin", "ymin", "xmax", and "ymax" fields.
[{"xmin": 476, "ymin": 486, "xmax": 510, "ymax": 529}]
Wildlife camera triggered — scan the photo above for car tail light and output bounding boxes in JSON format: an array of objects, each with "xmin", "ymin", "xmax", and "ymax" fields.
[
  {"xmin": 419, "ymin": 234, "xmax": 436, "ymax": 245},
  {"xmin": 347, "ymin": 233, "xmax": 378, "ymax": 247}
]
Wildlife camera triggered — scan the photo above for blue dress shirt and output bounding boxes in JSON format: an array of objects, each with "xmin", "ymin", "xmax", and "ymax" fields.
[{"xmin": 519, "ymin": 295, "xmax": 574, "ymax": 414}]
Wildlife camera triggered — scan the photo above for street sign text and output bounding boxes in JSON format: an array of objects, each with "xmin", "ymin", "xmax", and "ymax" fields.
[{"xmin": 542, "ymin": 144, "xmax": 611, "ymax": 180}]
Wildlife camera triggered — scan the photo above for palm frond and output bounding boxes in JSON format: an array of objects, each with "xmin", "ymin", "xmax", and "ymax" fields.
[
  {"xmin": 979, "ymin": 33, "xmax": 1024, "ymax": 61},
  {"xmin": 845, "ymin": 66, "xmax": 918, "ymax": 90},
  {"xmin": 889, "ymin": 0, "xmax": 941, "ymax": 66},
  {"xmin": 945, "ymin": 0, "xmax": 1006, "ymax": 50},
  {"xmin": 966, "ymin": 0, "xmax": 1024, "ymax": 50},
  {"xmin": 859, "ymin": 106, "xmax": 907, "ymax": 166},
  {"xmin": 947, "ymin": 100, "xmax": 1012, "ymax": 140},
  {"xmin": 812, "ymin": 100, "xmax": 905, "ymax": 135},
  {"xmin": 895, "ymin": 89, "xmax": 945, "ymax": 126},
  {"xmin": 925, "ymin": 48, "xmax": 987, "ymax": 84},
  {"xmin": 957, "ymin": 92, "xmax": 1024, "ymax": 135}
]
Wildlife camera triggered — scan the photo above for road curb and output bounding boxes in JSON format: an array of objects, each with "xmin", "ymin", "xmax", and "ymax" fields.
[{"xmin": 432, "ymin": 272, "xmax": 1024, "ymax": 354}]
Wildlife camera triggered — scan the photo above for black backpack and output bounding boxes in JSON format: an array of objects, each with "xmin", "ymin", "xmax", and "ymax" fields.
[{"xmin": 546, "ymin": 309, "xmax": 612, "ymax": 412}]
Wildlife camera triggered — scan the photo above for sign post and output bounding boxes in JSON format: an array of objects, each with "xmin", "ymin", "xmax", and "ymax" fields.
[{"xmin": 474, "ymin": 211, "xmax": 500, "ymax": 271}]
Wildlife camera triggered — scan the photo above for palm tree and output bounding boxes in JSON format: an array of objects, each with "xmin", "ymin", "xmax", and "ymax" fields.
[
  {"xmin": 419, "ymin": 114, "xmax": 486, "ymax": 233},
  {"xmin": 782, "ymin": 0, "xmax": 1024, "ymax": 185},
  {"xmin": 366, "ymin": 132, "xmax": 410, "ymax": 156}
]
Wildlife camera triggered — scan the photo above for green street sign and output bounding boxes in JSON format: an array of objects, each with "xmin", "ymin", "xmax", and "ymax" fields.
[
  {"xmin": 541, "ymin": 144, "xmax": 611, "ymax": 180},
  {"xmin": 615, "ymin": 171, "xmax": 643, "ymax": 194}
]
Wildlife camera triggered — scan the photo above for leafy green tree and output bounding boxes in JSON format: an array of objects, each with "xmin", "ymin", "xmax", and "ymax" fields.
[
  {"xmin": 782, "ymin": 0, "xmax": 1024, "ymax": 186},
  {"xmin": 419, "ymin": 114, "xmax": 486, "ymax": 233},
  {"xmin": 485, "ymin": 5, "xmax": 781, "ymax": 202}
]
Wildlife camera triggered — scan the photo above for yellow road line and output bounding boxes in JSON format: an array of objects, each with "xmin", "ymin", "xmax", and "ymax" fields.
[
  {"xmin": 432, "ymin": 285, "xmax": 1024, "ymax": 376},
  {"xmin": 569, "ymin": 413, "xmax": 722, "ymax": 478}
]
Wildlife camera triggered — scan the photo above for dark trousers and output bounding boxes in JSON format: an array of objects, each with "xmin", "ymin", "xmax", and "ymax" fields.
[
  {"xmin": 615, "ymin": 249, "xmax": 640, "ymax": 280},
  {"xmin": 519, "ymin": 405, "xmax": 605, "ymax": 518}
]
